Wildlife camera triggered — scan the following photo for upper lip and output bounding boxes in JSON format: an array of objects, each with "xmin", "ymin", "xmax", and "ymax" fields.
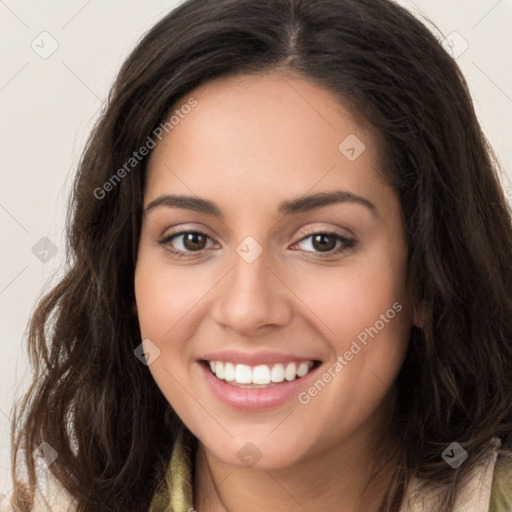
[{"xmin": 200, "ymin": 350, "xmax": 321, "ymax": 366}]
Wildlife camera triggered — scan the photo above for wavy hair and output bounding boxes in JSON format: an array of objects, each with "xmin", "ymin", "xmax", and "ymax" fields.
[{"xmin": 9, "ymin": 0, "xmax": 512, "ymax": 510}]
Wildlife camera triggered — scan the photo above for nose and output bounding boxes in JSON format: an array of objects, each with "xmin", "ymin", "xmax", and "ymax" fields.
[{"xmin": 210, "ymin": 246, "xmax": 293, "ymax": 335}]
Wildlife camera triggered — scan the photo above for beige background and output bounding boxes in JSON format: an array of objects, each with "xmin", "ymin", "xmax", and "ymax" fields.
[{"xmin": 1, "ymin": 0, "xmax": 511, "ymax": 494}]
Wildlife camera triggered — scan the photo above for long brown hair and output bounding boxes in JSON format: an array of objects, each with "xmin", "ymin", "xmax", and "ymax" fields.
[{"xmin": 9, "ymin": 0, "xmax": 512, "ymax": 510}]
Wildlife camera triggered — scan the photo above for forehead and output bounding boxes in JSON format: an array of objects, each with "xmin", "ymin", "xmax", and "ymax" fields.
[{"xmin": 145, "ymin": 71, "xmax": 393, "ymax": 219}]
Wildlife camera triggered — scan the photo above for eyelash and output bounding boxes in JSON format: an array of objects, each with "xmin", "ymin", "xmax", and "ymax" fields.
[{"xmin": 158, "ymin": 229, "xmax": 357, "ymax": 259}]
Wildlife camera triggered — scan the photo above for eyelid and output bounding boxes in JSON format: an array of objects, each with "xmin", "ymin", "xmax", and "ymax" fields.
[{"xmin": 296, "ymin": 225, "xmax": 356, "ymax": 241}]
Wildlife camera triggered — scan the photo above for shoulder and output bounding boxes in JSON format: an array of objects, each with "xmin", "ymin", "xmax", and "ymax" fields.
[
  {"xmin": 489, "ymin": 448, "xmax": 512, "ymax": 512},
  {"xmin": 402, "ymin": 438, "xmax": 503, "ymax": 512}
]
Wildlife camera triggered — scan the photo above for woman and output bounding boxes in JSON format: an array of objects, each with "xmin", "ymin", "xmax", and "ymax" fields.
[{"xmin": 4, "ymin": 0, "xmax": 512, "ymax": 510}]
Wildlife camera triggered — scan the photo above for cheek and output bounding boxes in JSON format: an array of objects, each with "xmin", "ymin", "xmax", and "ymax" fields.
[
  {"xmin": 134, "ymin": 251, "xmax": 206, "ymax": 342},
  {"xmin": 133, "ymin": 251, "xmax": 217, "ymax": 397},
  {"xmin": 294, "ymin": 245, "xmax": 410, "ymax": 410},
  {"xmin": 292, "ymin": 257, "xmax": 408, "ymax": 348},
  {"xmin": 134, "ymin": 255, "xmax": 201, "ymax": 417}
]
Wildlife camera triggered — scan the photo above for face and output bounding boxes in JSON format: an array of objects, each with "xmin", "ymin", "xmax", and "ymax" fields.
[{"xmin": 134, "ymin": 70, "xmax": 414, "ymax": 470}]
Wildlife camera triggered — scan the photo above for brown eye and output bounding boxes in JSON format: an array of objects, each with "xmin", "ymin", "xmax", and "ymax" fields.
[
  {"xmin": 310, "ymin": 233, "xmax": 337, "ymax": 252},
  {"xmin": 181, "ymin": 232, "xmax": 207, "ymax": 251},
  {"xmin": 293, "ymin": 231, "xmax": 357, "ymax": 258},
  {"xmin": 158, "ymin": 231, "xmax": 215, "ymax": 257}
]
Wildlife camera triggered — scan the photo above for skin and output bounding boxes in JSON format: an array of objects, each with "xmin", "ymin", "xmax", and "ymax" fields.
[{"xmin": 134, "ymin": 69, "xmax": 417, "ymax": 511}]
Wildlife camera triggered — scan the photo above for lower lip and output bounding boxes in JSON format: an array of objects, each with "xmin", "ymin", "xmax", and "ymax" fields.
[{"xmin": 198, "ymin": 362, "xmax": 320, "ymax": 411}]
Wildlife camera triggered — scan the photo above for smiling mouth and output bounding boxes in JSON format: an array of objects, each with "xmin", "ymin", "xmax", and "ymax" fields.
[{"xmin": 201, "ymin": 359, "xmax": 322, "ymax": 388}]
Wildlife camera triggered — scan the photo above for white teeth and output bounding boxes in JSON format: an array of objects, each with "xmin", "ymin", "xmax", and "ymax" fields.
[
  {"xmin": 252, "ymin": 365, "xmax": 271, "ymax": 385},
  {"xmin": 270, "ymin": 363, "xmax": 285, "ymax": 383},
  {"xmin": 215, "ymin": 361, "xmax": 225, "ymax": 380},
  {"xmin": 224, "ymin": 362, "xmax": 235, "ymax": 381},
  {"xmin": 297, "ymin": 362, "xmax": 309, "ymax": 377},
  {"xmin": 284, "ymin": 363, "xmax": 297, "ymax": 381},
  {"xmin": 234, "ymin": 364, "xmax": 252, "ymax": 384},
  {"xmin": 207, "ymin": 360, "xmax": 316, "ymax": 385}
]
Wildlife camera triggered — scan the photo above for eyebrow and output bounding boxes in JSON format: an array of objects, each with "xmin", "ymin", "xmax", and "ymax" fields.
[{"xmin": 144, "ymin": 190, "xmax": 378, "ymax": 218}]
